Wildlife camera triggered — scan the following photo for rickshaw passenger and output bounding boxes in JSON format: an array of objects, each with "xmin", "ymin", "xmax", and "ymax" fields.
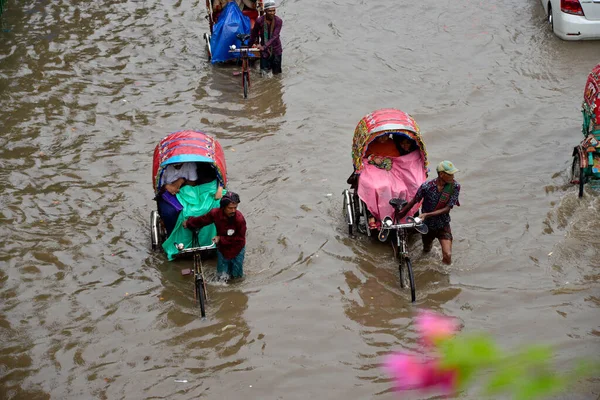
[
  {"xmin": 158, "ymin": 163, "xmax": 224, "ymax": 236},
  {"xmin": 158, "ymin": 163, "xmax": 199, "ymax": 236},
  {"xmin": 365, "ymin": 134, "xmax": 401, "ymax": 166},
  {"xmin": 346, "ymin": 135, "xmax": 414, "ymax": 189},
  {"xmin": 362, "ymin": 135, "xmax": 418, "ymax": 229},
  {"xmin": 213, "ymin": 0, "xmax": 256, "ymax": 13},
  {"xmin": 395, "ymin": 136, "xmax": 417, "ymax": 155}
]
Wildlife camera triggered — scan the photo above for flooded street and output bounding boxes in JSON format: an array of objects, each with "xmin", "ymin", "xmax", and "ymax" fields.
[{"xmin": 1, "ymin": 0, "xmax": 599, "ymax": 398}]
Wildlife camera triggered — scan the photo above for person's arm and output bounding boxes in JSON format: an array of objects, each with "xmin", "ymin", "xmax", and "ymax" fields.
[
  {"xmin": 218, "ymin": 216, "xmax": 246, "ymax": 247},
  {"xmin": 242, "ymin": 0, "xmax": 256, "ymax": 9},
  {"xmin": 184, "ymin": 210, "xmax": 216, "ymax": 229},
  {"xmin": 250, "ymin": 18, "xmax": 261, "ymax": 45},
  {"xmin": 420, "ymin": 206, "xmax": 451, "ymax": 220},
  {"xmin": 214, "ymin": 184, "xmax": 224, "ymax": 199},
  {"xmin": 398, "ymin": 197, "xmax": 418, "ymax": 219},
  {"xmin": 264, "ymin": 18, "xmax": 282, "ymax": 48},
  {"xmin": 164, "ymin": 178, "xmax": 186, "ymax": 195},
  {"xmin": 420, "ymin": 183, "xmax": 460, "ymax": 220},
  {"xmin": 398, "ymin": 185, "xmax": 425, "ymax": 218}
]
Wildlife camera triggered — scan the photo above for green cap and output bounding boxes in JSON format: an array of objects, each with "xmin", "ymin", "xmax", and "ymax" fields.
[{"xmin": 436, "ymin": 160, "xmax": 459, "ymax": 174}]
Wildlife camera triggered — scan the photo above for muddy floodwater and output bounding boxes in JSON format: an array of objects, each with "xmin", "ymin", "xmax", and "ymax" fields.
[{"xmin": 1, "ymin": 0, "xmax": 599, "ymax": 399}]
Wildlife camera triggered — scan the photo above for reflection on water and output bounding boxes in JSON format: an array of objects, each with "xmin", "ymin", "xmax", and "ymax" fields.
[
  {"xmin": 1, "ymin": 0, "xmax": 599, "ymax": 398},
  {"xmin": 194, "ymin": 67, "xmax": 287, "ymax": 144}
]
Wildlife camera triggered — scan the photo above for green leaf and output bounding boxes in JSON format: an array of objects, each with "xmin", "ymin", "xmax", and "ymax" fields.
[
  {"xmin": 515, "ymin": 345, "xmax": 553, "ymax": 367},
  {"xmin": 484, "ymin": 366, "xmax": 521, "ymax": 395},
  {"xmin": 513, "ymin": 371, "xmax": 563, "ymax": 400}
]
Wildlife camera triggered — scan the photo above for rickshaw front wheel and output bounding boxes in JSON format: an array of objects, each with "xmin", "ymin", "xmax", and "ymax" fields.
[
  {"xmin": 243, "ymin": 72, "xmax": 249, "ymax": 99},
  {"xmin": 571, "ymin": 154, "xmax": 585, "ymax": 198},
  {"xmin": 399, "ymin": 256, "xmax": 416, "ymax": 303}
]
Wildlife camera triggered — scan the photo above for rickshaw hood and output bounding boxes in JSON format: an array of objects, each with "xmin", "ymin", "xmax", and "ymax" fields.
[
  {"xmin": 152, "ymin": 130, "xmax": 227, "ymax": 194},
  {"xmin": 352, "ymin": 108, "xmax": 428, "ymax": 174}
]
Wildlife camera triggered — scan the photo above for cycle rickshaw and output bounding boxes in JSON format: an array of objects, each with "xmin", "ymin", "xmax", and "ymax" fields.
[
  {"xmin": 150, "ymin": 130, "xmax": 228, "ymax": 317},
  {"xmin": 571, "ymin": 62, "xmax": 600, "ymax": 197},
  {"xmin": 342, "ymin": 109, "xmax": 429, "ymax": 302},
  {"xmin": 203, "ymin": 0, "xmax": 263, "ymax": 63}
]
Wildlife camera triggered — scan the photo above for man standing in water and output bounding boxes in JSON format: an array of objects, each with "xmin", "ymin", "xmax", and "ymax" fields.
[
  {"xmin": 250, "ymin": 0, "xmax": 283, "ymax": 75},
  {"xmin": 398, "ymin": 161, "xmax": 461, "ymax": 265},
  {"xmin": 183, "ymin": 192, "xmax": 247, "ymax": 281}
]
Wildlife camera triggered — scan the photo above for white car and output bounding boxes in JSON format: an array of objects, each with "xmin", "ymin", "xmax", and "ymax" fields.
[{"xmin": 540, "ymin": 0, "xmax": 600, "ymax": 40}]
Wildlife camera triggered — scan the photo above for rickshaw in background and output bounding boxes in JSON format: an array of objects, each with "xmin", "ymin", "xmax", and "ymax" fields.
[
  {"xmin": 203, "ymin": 0, "xmax": 263, "ymax": 63},
  {"xmin": 342, "ymin": 109, "xmax": 429, "ymax": 302},
  {"xmin": 571, "ymin": 62, "xmax": 600, "ymax": 198},
  {"xmin": 150, "ymin": 130, "xmax": 228, "ymax": 317}
]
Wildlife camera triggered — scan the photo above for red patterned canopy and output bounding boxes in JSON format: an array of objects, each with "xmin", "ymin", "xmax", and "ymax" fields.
[
  {"xmin": 152, "ymin": 130, "xmax": 227, "ymax": 194},
  {"xmin": 582, "ymin": 63, "xmax": 600, "ymax": 136},
  {"xmin": 351, "ymin": 108, "xmax": 428, "ymax": 173}
]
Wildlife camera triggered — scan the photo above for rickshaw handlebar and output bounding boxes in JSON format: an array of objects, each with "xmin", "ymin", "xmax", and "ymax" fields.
[
  {"xmin": 228, "ymin": 48, "xmax": 261, "ymax": 54},
  {"xmin": 175, "ymin": 243, "xmax": 216, "ymax": 254},
  {"xmin": 380, "ymin": 222, "xmax": 422, "ymax": 230}
]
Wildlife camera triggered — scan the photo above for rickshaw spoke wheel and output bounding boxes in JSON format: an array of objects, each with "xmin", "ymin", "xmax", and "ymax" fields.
[
  {"xmin": 243, "ymin": 72, "xmax": 249, "ymax": 98},
  {"xmin": 399, "ymin": 256, "xmax": 416, "ymax": 303},
  {"xmin": 571, "ymin": 154, "xmax": 585, "ymax": 198},
  {"xmin": 150, "ymin": 210, "xmax": 160, "ymax": 251},
  {"xmin": 196, "ymin": 277, "xmax": 207, "ymax": 318},
  {"xmin": 342, "ymin": 192, "xmax": 353, "ymax": 236}
]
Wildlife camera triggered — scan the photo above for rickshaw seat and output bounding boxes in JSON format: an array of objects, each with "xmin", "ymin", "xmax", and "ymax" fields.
[
  {"xmin": 389, "ymin": 198, "xmax": 407, "ymax": 210},
  {"xmin": 236, "ymin": 33, "xmax": 251, "ymax": 43}
]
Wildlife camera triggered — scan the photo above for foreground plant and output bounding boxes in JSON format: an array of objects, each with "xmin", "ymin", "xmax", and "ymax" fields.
[{"xmin": 383, "ymin": 310, "xmax": 595, "ymax": 399}]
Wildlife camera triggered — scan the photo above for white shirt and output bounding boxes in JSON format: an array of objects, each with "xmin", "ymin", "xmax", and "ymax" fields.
[{"xmin": 162, "ymin": 163, "xmax": 198, "ymax": 187}]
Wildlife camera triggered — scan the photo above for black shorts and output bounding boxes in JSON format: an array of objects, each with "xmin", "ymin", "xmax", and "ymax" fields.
[
  {"xmin": 422, "ymin": 224, "xmax": 453, "ymax": 244},
  {"xmin": 260, "ymin": 54, "xmax": 282, "ymax": 75}
]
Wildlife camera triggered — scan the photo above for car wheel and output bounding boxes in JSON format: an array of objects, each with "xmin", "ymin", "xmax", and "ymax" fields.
[{"xmin": 548, "ymin": 4, "xmax": 554, "ymax": 31}]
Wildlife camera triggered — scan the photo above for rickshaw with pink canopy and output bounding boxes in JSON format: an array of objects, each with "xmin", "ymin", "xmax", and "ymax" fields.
[
  {"xmin": 343, "ymin": 108, "xmax": 429, "ymax": 236},
  {"xmin": 342, "ymin": 109, "xmax": 429, "ymax": 302}
]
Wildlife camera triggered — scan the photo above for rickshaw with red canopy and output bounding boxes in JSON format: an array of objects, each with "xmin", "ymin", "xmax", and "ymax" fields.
[
  {"xmin": 150, "ymin": 130, "xmax": 227, "ymax": 255},
  {"xmin": 343, "ymin": 109, "xmax": 429, "ymax": 236},
  {"xmin": 150, "ymin": 130, "xmax": 229, "ymax": 317},
  {"xmin": 342, "ymin": 109, "xmax": 429, "ymax": 302},
  {"xmin": 571, "ymin": 62, "xmax": 600, "ymax": 197}
]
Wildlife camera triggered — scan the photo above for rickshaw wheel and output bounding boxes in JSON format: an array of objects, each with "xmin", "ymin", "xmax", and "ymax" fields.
[
  {"xmin": 243, "ymin": 72, "xmax": 249, "ymax": 99},
  {"xmin": 204, "ymin": 33, "xmax": 212, "ymax": 61},
  {"xmin": 342, "ymin": 190, "xmax": 354, "ymax": 236},
  {"xmin": 571, "ymin": 154, "xmax": 585, "ymax": 198},
  {"xmin": 398, "ymin": 256, "xmax": 416, "ymax": 303},
  {"xmin": 151, "ymin": 210, "xmax": 160, "ymax": 251}
]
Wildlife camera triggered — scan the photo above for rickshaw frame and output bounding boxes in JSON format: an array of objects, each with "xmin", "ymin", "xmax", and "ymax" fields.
[
  {"xmin": 150, "ymin": 130, "xmax": 228, "ymax": 317},
  {"xmin": 342, "ymin": 109, "xmax": 429, "ymax": 303},
  {"xmin": 203, "ymin": 0, "xmax": 264, "ymax": 62},
  {"xmin": 570, "ymin": 63, "xmax": 600, "ymax": 197}
]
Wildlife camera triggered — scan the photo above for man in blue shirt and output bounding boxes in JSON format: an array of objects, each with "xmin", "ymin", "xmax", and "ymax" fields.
[{"xmin": 399, "ymin": 161, "xmax": 461, "ymax": 265}]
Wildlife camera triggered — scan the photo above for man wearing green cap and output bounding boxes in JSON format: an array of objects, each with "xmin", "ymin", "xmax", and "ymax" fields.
[{"xmin": 398, "ymin": 160, "xmax": 461, "ymax": 264}]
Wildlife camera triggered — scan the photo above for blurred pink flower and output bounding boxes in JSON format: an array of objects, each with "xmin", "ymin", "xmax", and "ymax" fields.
[
  {"xmin": 384, "ymin": 353, "xmax": 426, "ymax": 390},
  {"xmin": 384, "ymin": 352, "xmax": 458, "ymax": 394},
  {"xmin": 416, "ymin": 310, "xmax": 459, "ymax": 347}
]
